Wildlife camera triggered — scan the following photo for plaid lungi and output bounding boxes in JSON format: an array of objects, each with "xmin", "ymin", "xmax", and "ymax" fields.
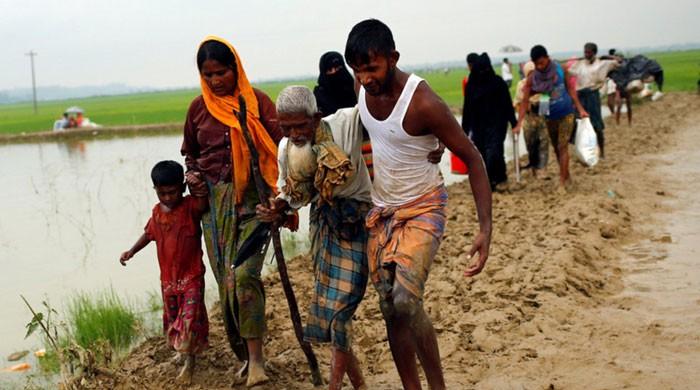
[{"xmin": 303, "ymin": 198, "xmax": 370, "ymax": 351}]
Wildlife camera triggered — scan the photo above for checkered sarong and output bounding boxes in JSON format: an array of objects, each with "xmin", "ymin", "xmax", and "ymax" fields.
[{"xmin": 303, "ymin": 198, "xmax": 370, "ymax": 351}]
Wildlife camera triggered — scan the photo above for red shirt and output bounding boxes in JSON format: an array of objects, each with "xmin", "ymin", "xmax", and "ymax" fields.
[{"xmin": 145, "ymin": 196, "xmax": 205, "ymax": 293}]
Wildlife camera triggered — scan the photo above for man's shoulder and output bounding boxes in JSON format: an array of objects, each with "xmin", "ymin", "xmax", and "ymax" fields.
[
  {"xmin": 402, "ymin": 79, "xmax": 454, "ymax": 134},
  {"xmin": 322, "ymin": 107, "xmax": 362, "ymax": 148},
  {"xmin": 411, "ymin": 80, "xmax": 442, "ymax": 112}
]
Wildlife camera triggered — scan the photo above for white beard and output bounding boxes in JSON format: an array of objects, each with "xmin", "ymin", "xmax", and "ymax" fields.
[{"xmin": 287, "ymin": 141, "xmax": 317, "ymax": 181}]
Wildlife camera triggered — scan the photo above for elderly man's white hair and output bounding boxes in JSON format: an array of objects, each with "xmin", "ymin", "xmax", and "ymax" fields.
[{"xmin": 276, "ymin": 85, "xmax": 318, "ymax": 117}]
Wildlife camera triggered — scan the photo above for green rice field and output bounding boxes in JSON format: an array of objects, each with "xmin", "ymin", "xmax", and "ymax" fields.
[{"xmin": 1, "ymin": 50, "xmax": 697, "ymax": 135}]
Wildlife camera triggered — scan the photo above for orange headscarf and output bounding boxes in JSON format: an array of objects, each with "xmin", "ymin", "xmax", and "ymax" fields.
[{"xmin": 198, "ymin": 36, "xmax": 279, "ymax": 205}]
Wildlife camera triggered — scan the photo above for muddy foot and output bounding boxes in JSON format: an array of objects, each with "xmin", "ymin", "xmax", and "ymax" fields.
[
  {"xmin": 176, "ymin": 355, "xmax": 194, "ymax": 385},
  {"xmin": 557, "ymin": 184, "xmax": 568, "ymax": 195},
  {"xmin": 246, "ymin": 362, "xmax": 269, "ymax": 388}
]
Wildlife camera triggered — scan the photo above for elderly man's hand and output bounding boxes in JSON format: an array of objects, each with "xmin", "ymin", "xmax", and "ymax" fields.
[
  {"xmin": 427, "ymin": 142, "xmax": 445, "ymax": 164},
  {"xmin": 255, "ymin": 198, "xmax": 289, "ymax": 225}
]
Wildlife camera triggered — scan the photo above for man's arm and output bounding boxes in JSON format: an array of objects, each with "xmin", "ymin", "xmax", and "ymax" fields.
[
  {"xmin": 415, "ymin": 86, "xmax": 493, "ymax": 276},
  {"xmin": 513, "ymin": 76, "xmax": 532, "ymax": 134},
  {"xmin": 565, "ymin": 68, "xmax": 589, "ymax": 117}
]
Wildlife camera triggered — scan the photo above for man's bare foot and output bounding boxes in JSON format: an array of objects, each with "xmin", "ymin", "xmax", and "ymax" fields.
[
  {"xmin": 246, "ymin": 360, "xmax": 269, "ymax": 388},
  {"xmin": 556, "ymin": 183, "xmax": 568, "ymax": 195},
  {"xmin": 176, "ymin": 354, "xmax": 194, "ymax": 385},
  {"xmin": 564, "ymin": 177, "xmax": 574, "ymax": 190}
]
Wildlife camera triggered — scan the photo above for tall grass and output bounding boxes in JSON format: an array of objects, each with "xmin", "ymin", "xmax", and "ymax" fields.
[
  {"xmin": 20, "ymin": 291, "xmax": 144, "ymax": 388},
  {"xmin": 23, "ymin": 290, "xmax": 157, "ymax": 387},
  {"xmin": 66, "ymin": 289, "xmax": 140, "ymax": 351}
]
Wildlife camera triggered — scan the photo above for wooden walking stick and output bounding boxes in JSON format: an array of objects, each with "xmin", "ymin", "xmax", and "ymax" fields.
[
  {"xmin": 235, "ymin": 95, "xmax": 323, "ymax": 386},
  {"xmin": 513, "ymin": 131, "xmax": 521, "ymax": 182}
]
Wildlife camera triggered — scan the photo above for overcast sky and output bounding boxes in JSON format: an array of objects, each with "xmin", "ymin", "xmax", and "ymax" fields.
[{"xmin": 1, "ymin": 0, "xmax": 697, "ymax": 90}]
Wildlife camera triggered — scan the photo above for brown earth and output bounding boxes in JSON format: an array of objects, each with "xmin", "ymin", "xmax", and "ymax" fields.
[{"xmin": 85, "ymin": 93, "xmax": 700, "ymax": 389}]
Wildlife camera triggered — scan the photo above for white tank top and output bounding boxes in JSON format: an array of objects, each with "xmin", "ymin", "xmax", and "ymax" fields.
[{"xmin": 359, "ymin": 74, "xmax": 444, "ymax": 207}]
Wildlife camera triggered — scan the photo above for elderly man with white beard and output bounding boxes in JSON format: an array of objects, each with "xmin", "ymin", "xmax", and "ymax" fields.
[
  {"xmin": 256, "ymin": 85, "xmax": 372, "ymax": 390},
  {"xmin": 257, "ymin": 85, "xmax": 444, "ymax": 390}
]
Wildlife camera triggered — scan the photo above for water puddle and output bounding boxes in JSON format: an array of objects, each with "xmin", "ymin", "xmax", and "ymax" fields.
[{"xmin": 616, "ymin": 121, "xmax": 700, "ymax": 382}]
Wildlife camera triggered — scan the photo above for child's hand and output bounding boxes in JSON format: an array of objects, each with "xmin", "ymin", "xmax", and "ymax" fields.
[
  {"xmin": 186, "ymin": 171, "xmax": 208, "ymax": 197},
  {"xmin": 119, "ymin": 250, "xmax": 133, "ymax": 266}
]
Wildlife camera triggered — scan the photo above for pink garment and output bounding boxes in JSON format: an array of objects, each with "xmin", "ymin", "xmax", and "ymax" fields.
[{"xmin": 565, "ymin": 58, "xmax": 578, "ymax": 91}]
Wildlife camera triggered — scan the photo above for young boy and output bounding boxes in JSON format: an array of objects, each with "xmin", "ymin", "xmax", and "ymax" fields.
[{"xmin": 119, "ymin": 160, "xmax": 209, "ymax": 384}]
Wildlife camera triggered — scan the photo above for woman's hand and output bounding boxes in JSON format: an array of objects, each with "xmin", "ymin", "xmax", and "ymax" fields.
[{"xmin": 186, "ymin": 171, "xmax": 208, "ymax": 197}]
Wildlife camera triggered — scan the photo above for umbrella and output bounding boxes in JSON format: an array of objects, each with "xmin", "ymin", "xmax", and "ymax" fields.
[
  {"xmin": 500, "ymin": 44, "xmax": 522, "ymax": 53},
  {"xmin": 64, "ymin": 106, "xmax": 84, "ymax": 114}
]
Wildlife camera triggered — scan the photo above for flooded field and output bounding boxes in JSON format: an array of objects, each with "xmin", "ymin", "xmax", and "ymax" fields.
[{"xmin": 0, "ymin": 133, "xmax": 310, "ymax": 377}]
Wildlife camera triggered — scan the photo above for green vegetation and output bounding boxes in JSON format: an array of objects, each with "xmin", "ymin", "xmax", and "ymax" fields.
[
  {"xmin": 22, "ymin": 289, "xmax": 150, "ymax": 385},
  {"xmin": 0, "ymin": 80, "xmax": 315, "ymax": 134},
  {"xmin": 0, "ymin": 89, "xmax": 198, "ymax": 135},
  {"xmin": 1, "ymin": 50, "xmax": 697, "ymax": 134},
  {"xmin": 66, "ymin": 289, "xmax": 140, "ymax": 351},
  {"xmin": 640, "ymin": 49, "xmax": 699, "ymax": 92}
]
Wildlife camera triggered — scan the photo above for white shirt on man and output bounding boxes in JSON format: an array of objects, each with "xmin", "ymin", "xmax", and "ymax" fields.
[
  {"xmin": 569, "ymin": 58, "xmax": 619, "ymax": 91},
  {"xmin": 501, "ymin": 62, "xmax": 513, "ymax": 81},
  {"xmin": 358, "ymin": 74, "xmax": 443, "ymax": 207}
]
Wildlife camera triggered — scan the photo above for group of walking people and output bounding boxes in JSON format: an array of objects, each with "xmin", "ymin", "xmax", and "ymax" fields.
[
  {"xmin": 462, "ymin": 42, "xmax": 625, "ymax": 190},
  {"xmin": 121, "ymin": 19, "xmax": 493, "ymax": 390}
]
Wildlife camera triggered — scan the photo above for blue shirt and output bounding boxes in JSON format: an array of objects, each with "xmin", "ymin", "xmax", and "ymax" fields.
[{"xmin": 547, "ymin": 62, "xmax": 575, "ymax": 120}]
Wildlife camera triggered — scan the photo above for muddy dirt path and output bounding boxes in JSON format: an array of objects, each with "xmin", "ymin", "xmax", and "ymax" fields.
[{"xmin": 86, "ymin": 93, "xmax": 700, "ymax": 390}]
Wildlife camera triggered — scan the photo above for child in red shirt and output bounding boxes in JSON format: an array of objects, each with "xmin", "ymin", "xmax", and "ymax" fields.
[{"xmin": 120, "ymin": 160, "xmax": 209, "ymax": 384}]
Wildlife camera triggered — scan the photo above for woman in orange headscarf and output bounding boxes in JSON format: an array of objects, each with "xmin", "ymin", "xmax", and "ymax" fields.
[{"xmin": 181, "ymin": 36, "xmax": 282, "ymax": 387}]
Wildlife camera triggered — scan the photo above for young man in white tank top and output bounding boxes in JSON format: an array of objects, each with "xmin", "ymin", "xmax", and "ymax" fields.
[{"xmin": 345, "ymin": 19, "xmax": 493, "ymax": 390}]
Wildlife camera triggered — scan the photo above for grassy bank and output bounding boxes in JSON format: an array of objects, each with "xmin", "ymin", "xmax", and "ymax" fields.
[
  {"xmin": 1, "ymin": 50, "xmax": 697, "ymax": 134},
  {"xmin": 23, "ymin": 289, "xmax": 150, "ymax": 378},
  {"xmin": 67, "ymin": 290, "xmax": 141, "ymax": 351}
]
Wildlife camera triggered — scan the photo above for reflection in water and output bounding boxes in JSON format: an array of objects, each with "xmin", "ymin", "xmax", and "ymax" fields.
[{"xmin": 0, "ymin": 134, "xmax": 306, "ymax": 369}]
